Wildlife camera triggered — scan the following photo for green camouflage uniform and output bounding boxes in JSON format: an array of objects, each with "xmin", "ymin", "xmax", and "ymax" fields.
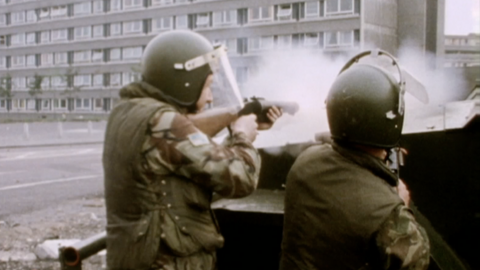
[
  {"xmin": 103, "ymin": 82, "xmax": 261, "ymax": 270},
  {"xmin": 280, "ymin": 142, "xmax": 430, "ymax": 270}
]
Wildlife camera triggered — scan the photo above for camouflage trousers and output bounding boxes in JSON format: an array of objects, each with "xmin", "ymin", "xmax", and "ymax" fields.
[{"xmin": 149, "ymin": 244, "xmax": 217, "ymax": 270}]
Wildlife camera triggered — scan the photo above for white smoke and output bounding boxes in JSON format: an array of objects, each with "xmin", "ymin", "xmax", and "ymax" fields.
[{"xmin": 242, "ymin": 44, "xmax": 469, "ymax": 150}]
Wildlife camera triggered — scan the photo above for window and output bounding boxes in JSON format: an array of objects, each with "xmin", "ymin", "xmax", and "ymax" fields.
[
  {"xmin": 122, "ymin": 46, "xmax": 142, "ymax": 60},
  {"xmin": 11, "ymin": 33, "xmax": 26, "ymax": 46},
  {"xmin": 26, "ymin": 99, "xmax": 36, "ymax": 110},
  {"xmin": 214, "ymin": 39, "xmax": 237, "ymax": 54},
  {"xmin": 0, "ymin": 35, "xmax": 5, "ymax": 47},
  {"xmin": 26, "ymin": 54, "xmax": 36, "ymax": 67},
  {"xmin": 52, "ymin": 29, "xmax": 68, "ymax": 42},
  {"xmin": 249, "ymin": 6, "xmax": 273, "ymax": 22},
  {"xmin": 42, "ymin": 99, "xmax": 50, "ymax": 110},
  {"xmin": 110, "ymin": 23, "xmax": 122, "ymax": 36},
  {"xmin": 110, "ymin": 48, "xmax": 121, "ymax": 61},
  {"xmin": 41, "ymin": 53, "xmax": 54, "ymax": 66},
  {"xmin": 305, "ymin": 1, "xmax": 320, "ymax": 18},
  {"xmin": 123, "ymin": 0, "xmax": 143, "ymax": 9},
  {"xmin": 276, "ymin": 35, "xmax": 292, "ymax": 49},
  {"xmin": 0, "ymin": 56, "xmax": 5, "ymax": 69},
  {"xmin": 277, "ymin": 4, "xmax": 292, "ymax": 20},
  {"xmin": 176, "ymin": 15, "xmax": 188, "ymax": 29},
  {"xmin": 52, "ymin": 76, "xmax": 67, "ymax": 88},
  {"xmin": 54, "ymin": 99, "xmax": 68, "ymax": 109},
  {"xmin": 325, "ymin": 31, "xmax": 353, "ymax": 47},
  {"xmin": 39, "ymin": 8, "xmax": 50, "ymax": 20},
  {"xmin": 304, "ymin": 33, "xmax": 319, "ymax": 46},
  {"xmin": 74, "ymin": 50, "xmax": 91, "ymax": 63},
  {"xmin": 110, "ymin": 73, "xmax": 122, "ymax": 86},
  {"xmin": 12, "ymin": 99, "xmax": 26, "ymax": 110},
  {"xmin": 213, "ymin": 10, "xmax": 237, "ymax": 26},
  {"xmin": 51, "ymin": 5, "xmax": 67, "ymax": 18},
  {"xmin": 40, "ymin": 31, "xmax": 50, "ymax": 44},
  {"xmin": 74, "ymin": 2, "xmax": 92, "ymax": 16},
  {"xmin": 74, "ymin": 74, "xmax": 91, "ymax": 87},
  {"xmin": 153, "ymin": 17, "xmax": 173, "ymax": 31},
  {"xmin": 75, "ymin": 98, "xmax": 91, "ymax": 110},
  {"xmin": 26, "ymin": 32, "xmax": 36, "ymax": 44},
  {"xmin": 92, "ymin": 49, "xmax": 104, "ymax": 62},
  {"xmin": 93, "ymin": 74, "xmax": 104, "ymax": 86},
  {"xmin": 249, "ymin": 36, "xmax": 274, "ymax": 51},
  {"xmin": 152, "ymin": 0, "xmax": 173, "ymax": 6},
  {"xmin": 111, "ymin": 0, "xmax": 122, "ymax": 11},
  {"xmin": 11, "ymin": 11, "xmax": 25, "ymax": 25},
  {"xmin": 196, "ymin": 13, "xmax": 210, "ymax": 28},
  {"xmin": 326, "ymin": 0, "xmax": 353, "ymax": 16},
  {"xmin": 0, "ymin": 99, "xmax": 7, "ymax": 110},
  {"xmin": 26, "ymin": 10, "xmax": 37, "ymax": 22},
  {"xmin": 55, "ymin": 52, "xmax": 68, "ymax": 65},
  {"xmin": 123, "ymin": 72, "xmax": 139, "ymax": 85},
  {"xmin": 11, "ymin": 55, "xmax": 25, "ymax": 67},
  {"xmin": 94, "ymin": 98, "xmax": 104, "ymax": 111},
  {"xmin": 41, "ymin": 77, "xmax": 50, "ymax": 89},
  {"xmin": 12, "ymin": 77, "xmax": 26, "ymax": 91},
  {"xmin": 0, "ymin": 14, "xmax": 5, "ymax": 26},
  {"xmin": 93, "ymin": 1, "xmax": 104, "ymax": 13},
  {"xmin": 93, "ymin": 25, "xmax": 104, "ymax": 38},
  {"xmin": 123, "ymin": 20, "xmax": 143, "ymax": 34},
  {"xmin": 75, "ymin": 26, "xmax": 91, "ymax": 40}
]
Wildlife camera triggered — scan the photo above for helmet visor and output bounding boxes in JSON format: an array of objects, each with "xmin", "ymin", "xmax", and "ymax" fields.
[{"xmin": 183, "ymin": 45, "xmax": 243, "ymax": 109}]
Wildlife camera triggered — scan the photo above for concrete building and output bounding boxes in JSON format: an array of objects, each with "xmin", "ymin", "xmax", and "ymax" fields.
[{"xmin": 0, "ymin": 0, "xmax": 444, "ymax": 118}]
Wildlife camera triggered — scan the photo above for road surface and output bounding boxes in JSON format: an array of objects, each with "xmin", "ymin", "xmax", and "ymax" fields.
[{"xmin": 0, "ymin": 144, "xmax": 104, "ymax": 219}]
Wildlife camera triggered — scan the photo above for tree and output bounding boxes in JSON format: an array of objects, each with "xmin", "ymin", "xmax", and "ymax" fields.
[
  {"xmin": 27, "ymin": 73, "xmax": 44, "ymax": 98},
  {"xmin": 0, "ymin": 74, "xmax": 13, "ymax": 99}
]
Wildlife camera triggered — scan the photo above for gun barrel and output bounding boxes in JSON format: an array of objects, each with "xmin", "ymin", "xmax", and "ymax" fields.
[
  {"xmin": 60, "ymin": 231, "xmax": 106, "ymax": 266},
  {"xmin": 259, "ymin": 100, "xmax": 299, "ymax": 115}
]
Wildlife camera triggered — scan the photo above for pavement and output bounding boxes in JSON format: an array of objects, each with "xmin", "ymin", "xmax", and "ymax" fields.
[
  {"xmin": 0, "ymin": 121, "xmax": 107, "ymax": 269},
  {"xmin": 0, "ymin": 121, "xmax": 106, "ymax": 149}
]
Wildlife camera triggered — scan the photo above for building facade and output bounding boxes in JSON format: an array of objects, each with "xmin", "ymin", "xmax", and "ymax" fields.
[{"xmin": 0, "ymin": 0, "xmax": 443, "ymax": 117}]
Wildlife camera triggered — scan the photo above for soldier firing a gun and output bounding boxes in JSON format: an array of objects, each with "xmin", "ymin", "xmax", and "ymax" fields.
[{"xmin": 101, "ymin": 30, "xmax": 293, "ymax": 270}]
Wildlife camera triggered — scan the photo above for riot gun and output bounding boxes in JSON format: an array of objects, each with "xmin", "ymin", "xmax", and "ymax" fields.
[{"xmin": 189, "ymin": 97, "xmax": 299, "ymax": 137}]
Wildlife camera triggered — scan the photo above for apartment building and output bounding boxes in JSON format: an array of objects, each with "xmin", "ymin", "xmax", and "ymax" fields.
[
  {"xmin": 444, "ymin": 33, "xmax": 480, "ymax": 68},
  {"xmin": 0, "ymin": 0, "xmax": 443, "ymax": 115}
]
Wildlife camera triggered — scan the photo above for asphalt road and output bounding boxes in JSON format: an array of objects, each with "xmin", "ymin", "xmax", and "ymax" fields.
[{"xmin": 0, "ymin": 144, "xmax": 104, "ymax": 219}]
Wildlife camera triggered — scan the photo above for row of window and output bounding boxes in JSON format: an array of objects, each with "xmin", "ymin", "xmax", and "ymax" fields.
[
  {"xmin": 0, "ymin": 0, "xmax": 358, "ymax": 28},
  {"xmin": 0, "ymin": 31, "xmax": 359, "ymax": 69},
  {"xmin": 3, "ymin": 72, "xmax": 140, "ymax": 90},
  {"xmin": 445, "ymin": 37, "xmax": 480, "ymax": 46},
  {"xmin": 1, "ymin": 46, "xmax": 143, "ymax": 68},
  {"xmin": 0, "ymin": 97, "xmax": 110, "ymax": 112}
]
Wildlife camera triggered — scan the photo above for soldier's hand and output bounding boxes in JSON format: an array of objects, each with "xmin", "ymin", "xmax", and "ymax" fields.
[
  {"xmin": 231, "ymin": 114, "xmax": 259, "ymax": 142},
  {"xmin": 397, "ymin": 179, "xmax": 411, "ymax": 207},
  {"xmin": 258, "ymin": 106, "xmax": 283, "ymax": 130}
]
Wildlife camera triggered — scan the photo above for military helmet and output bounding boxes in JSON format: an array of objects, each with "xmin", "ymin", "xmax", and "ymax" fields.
[
  {"xmin": 141, "ymin": 30, "xmax": 214, "ymax": 107},
  {"xmin": 326, "ymin": 50, "xmax": 405, "ymax": 148}
]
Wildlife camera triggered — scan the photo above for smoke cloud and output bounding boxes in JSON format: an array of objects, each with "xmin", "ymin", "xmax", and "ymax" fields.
[{"xmin": 242, "ymin": 44, "xmax": 469, "ymax": 149}]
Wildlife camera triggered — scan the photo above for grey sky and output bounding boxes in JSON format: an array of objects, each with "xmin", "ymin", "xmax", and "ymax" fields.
[{"xmin": 445, "ymin": 0, "xmax": 480, "ymax": 35}]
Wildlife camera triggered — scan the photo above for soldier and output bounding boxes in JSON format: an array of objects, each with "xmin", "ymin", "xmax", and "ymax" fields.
[
  {"xmin": 102, "ymin": 30, "xmax": 282, "ymax": 270},
  {"xmin": 280, "ymin": 51, "xmax": 430, "ymax": 270}
]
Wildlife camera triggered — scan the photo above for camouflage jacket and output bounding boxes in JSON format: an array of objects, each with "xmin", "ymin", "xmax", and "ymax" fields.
[
  {"xmin": 103, "ymin": 82, "xmax": 261, "ymax": 269},
  {"xmin": 280, "ymin": 142, "xmax": 429, "ymax": 270}
]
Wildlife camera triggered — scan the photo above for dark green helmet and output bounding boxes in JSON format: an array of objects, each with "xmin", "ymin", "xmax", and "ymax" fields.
[
  {"xmin": 141, "ymin": 30, "xmax": 214, "ymax": 107},
  {"xmin": 326, "ymin": 51, "xmax": 405, "ymax": 148}
]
